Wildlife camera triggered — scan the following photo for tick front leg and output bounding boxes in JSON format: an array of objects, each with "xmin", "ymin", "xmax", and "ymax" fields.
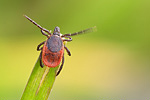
[
  {"xmin": 64, "ymin": 45, "xmax": 71, "ymax": 56},
  {"xmin": 37, "ymin": 41, "xmax": 45, "ymax": 51},
  {"xmin": 61, "ymin": 26, "xmax": 97, "ymax": 37},
  {"xmin": 39, "ymin": 51, "xmax": 44, "ymax": 68},
  {"xmin": 62, "ymin": 36, "xmax": 72, "ymax": 42},
  {"xmin": 41, "ymin": 30, "xmax": 49, "ymax": 38},
  {"xmin": 56, "ymin": 55, "xmax": 64, "ymax": 76},
  {"xmin": 24, "ymin": 15, "xmax": 51, "ymax": 35}
]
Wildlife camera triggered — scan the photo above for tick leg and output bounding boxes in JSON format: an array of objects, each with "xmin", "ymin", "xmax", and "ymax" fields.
[
  {"xmin": 39, "ymin": 51, "xmax": 44, "ymax": 68},
  {"xmin": 37, "ymin": 41, "xmax": 45, "ymax": 51},
  {"xmin": 24, "ymin": 15, "xmax": 51, "ymax": 35},
  {"xmin": 64, "ymin": 45, "xmax": 71, "ymax": 56},
  {"xmin": 56, "ymin": 55, "xmax": 64, "ymax": 76},
  {"xmin": 62, "ymin": 36, "xmax": 72, "ymax": 42},
  {"xmin": 61, "ymin": 26, "xmax": 96, "ymax": 37},
  {"xmin": 41, "ymin": 30, "xmax": 49, "ymax": 38}
]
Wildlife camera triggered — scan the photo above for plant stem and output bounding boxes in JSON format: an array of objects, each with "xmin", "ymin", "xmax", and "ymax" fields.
[{"xmin": 21, "ymin": 56, "xmax": 59, "ymax": 100}]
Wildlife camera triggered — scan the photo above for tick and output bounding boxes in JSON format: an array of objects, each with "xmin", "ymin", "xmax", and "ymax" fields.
[{"xmin": 24, "ymin": 15, "xmax": 96, "ymax": 76}]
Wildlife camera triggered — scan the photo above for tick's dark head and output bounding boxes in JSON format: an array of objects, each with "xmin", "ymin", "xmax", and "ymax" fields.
[{"xmin": 53, "ymin": 26, "xmax": 60, "ymax": 36}]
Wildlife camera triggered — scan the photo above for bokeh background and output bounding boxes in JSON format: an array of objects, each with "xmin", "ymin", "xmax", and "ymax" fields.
[{"xmin": 0, "ymin": 0, "xmax": 150, "ymax": 100}]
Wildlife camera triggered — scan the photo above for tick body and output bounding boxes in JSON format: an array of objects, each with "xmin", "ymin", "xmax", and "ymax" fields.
[
  {"xmin": 24, "ymin": 15, "xmax": 96, "ymax": 76},
  {"xmin": 42, "ymin": 35, "xmax": 64, "ymax": 67}
]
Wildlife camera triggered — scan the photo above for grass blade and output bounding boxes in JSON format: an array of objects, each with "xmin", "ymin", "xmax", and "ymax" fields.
[{"xmin": 21, "ymin": 56, "xmax": 59, "ymax": 100}]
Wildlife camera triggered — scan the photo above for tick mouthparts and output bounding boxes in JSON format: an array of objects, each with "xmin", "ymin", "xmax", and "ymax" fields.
[{"xmin": 54, "ymin": 26, "xmax": 60, "ymax": 33}]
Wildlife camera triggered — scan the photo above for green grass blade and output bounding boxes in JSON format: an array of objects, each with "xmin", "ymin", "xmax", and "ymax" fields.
[{"xmin": 21, "ymin": 56, "xmax": 59, "ymax": 100}]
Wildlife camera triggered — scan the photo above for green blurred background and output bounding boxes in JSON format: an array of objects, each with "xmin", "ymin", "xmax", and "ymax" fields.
[{"xmin": 0, "ymin": 0, "xmax": 150, "ymax": 100}]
